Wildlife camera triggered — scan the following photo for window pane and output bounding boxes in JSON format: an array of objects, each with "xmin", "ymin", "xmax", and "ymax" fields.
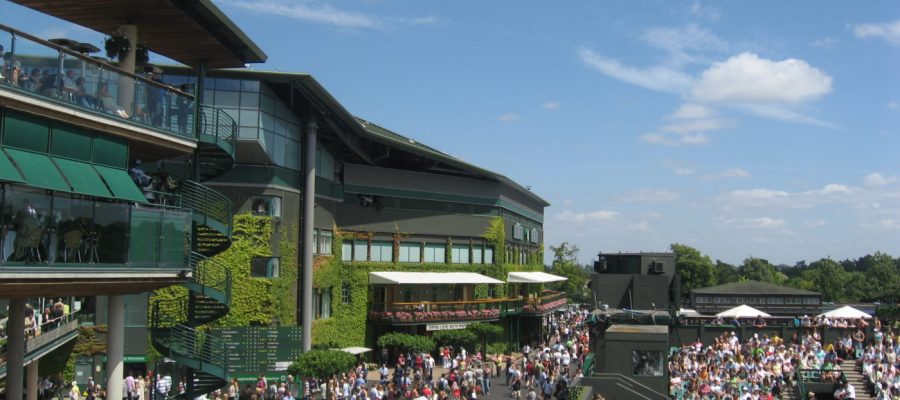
[
  {"xmin": 485, "ymin": 247, "xmax": 494, "ymax": 264},
  {"xmin": 473, "ymin": 247, "xmax": 483, "ymax": 264},
  {"xmin": 371, "ymin": 241, "xmax": 391, "ymax": 262},
  {"xmin": 353, "ymin": 241, "xmax": 367, "ymax": 262},
  {"xmin": 341, "ymin": 242, "xmax": 352, "ymax": 262},
  {"xmin": 240, "ymin": 92, "xmax": 260, "ymax": 109},
  {"xmin": 452, "ymin": 245, "xmax": 469, "ymax": 264}
]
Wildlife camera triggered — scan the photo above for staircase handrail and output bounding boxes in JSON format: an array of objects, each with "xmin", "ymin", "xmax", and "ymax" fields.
[
  {"xmin": 190, "ymin": 251, "xmax": 232, "ymax": 301},
  {"xmin": 198, "ymin": 105, "xmax": 237, "ymax": 147},
  {"xmin": 179, "ymin": 179, "xmax": 233, "ymax": 237}
]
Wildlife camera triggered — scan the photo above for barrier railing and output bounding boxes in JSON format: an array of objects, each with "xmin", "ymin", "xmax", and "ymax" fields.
[{"xmin": 0, "ymin": 24, "xmax": 196, "ymax": 139}]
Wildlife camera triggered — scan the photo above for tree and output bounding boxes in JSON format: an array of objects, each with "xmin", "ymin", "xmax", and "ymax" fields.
[
  {"xmin": 713, "ymin": 260, "xmax": 740, "ymax": 285},
  {"xmin": 549, "ymin": 242, "xmax": 589, "ymax": 304},
  {"xmin": 467, "ymin": 322, "xmax": 503, "ymax": 353},
  {"xmin": 809, "ymin": 258, "xmax": 847, "ymax": 302},
  {"xmin": 738, "ymin": 257, "xmax": 786, "ymax": 284},
  {"xmin": 865, "ymin": 252, "xmax": 899, "ymax": 302},
  {"xmin": 432, "ymin": 329, "xmax": 477, "ymax": 351},
  {"xmin": 671, "ymin": 243, "xmax": 716, "ymax": 298},
  {"xmin": 377, "ymin": 332, "xmax": 435, "ymax": 354},
  {"xmin": 288, "ymin": 349, "xmax": 356, "ymax": 384}
]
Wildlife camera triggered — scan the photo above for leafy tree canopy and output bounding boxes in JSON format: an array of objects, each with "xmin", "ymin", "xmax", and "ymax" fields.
[
  {"xmin": 672, "ymin": 243, "xmax": 716, "ymax": 297},
  {"xmin": 288, "ymin": 349, "xmax": 356, "ymax": 380}
]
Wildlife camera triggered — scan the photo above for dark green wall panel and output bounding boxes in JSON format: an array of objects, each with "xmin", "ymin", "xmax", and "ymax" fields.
[
  {"xmin": 51, "ymin": 124, "xmax": 93, "ymax": 161},
  {"xmin": 3, "ymin": 111, "xmax": 50, "ymax": 152},
  {"xmin": 93, "ymin": 136, "xmax": 128, "ymax": 169}
]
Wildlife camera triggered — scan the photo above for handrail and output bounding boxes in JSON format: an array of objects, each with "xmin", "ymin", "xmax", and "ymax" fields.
[
  {"xmin": 0, "ymin": 24, "xmax": 193, "ymax": 99},
  {"xmin": 178, "ymin": 179, "xmax": 232, "ymax": 235},
  {"xmin": 198, "ymin": 105, "xmax": 237, "ymax": 146},
  {"xmin": 190, "ymin": 251, "xmax": 232, "ymax": 299},
  {"xmin": 0, "ymin": 23, "xmax": 197, "ymax": 139}
]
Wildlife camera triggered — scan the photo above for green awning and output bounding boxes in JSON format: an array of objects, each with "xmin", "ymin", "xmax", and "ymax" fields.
[
  {"xmin": 0, "ymin": 149, "xmax": 25, "ymax": 183},
  {"xmin": 94, "ymin": 165, "xmax": 147, "ymax": 203},
  {"xmin": 51, "ymin": 157, "xmax": 113, "ymax": 198},
  {"xmin": 5, "ymin": 148, "xmax": 71, "ymax": 192}
]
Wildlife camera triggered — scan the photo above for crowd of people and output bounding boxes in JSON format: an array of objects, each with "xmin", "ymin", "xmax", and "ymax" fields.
[{"xmin": 666, "ymin": 315, "xmax": 900, "ymax": 399}]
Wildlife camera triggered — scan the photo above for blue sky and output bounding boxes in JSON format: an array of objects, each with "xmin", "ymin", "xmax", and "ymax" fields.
[{"xmin": 3, "ymin": 1, "xmax": 899, "ymax": 266}]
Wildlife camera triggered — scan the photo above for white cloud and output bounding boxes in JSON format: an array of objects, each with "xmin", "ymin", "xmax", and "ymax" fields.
[
  {"xmin": 219, "ymin": 0, "xmax": 436, "ymax": 29},
  {"xmin": 810, "ymin": 37, "xmax": 839, "ymax": 49},
  {"xmin": 556, "ymin": 210, "xmax": 618, "ymax": 222},
  {"xmin": 623, "ymin": 189, "xmax": 681, "ymax": 203},
  {"xmin": 578, "ymin": 48, "xmax": 694, "ymax": 93},
  {"xmin": 721, "ymin": 167, "xmax": 750, "ymax": 178},
  {"xmin": 542, "ymin": 102, "xmax": 561, "ymax": 110},
  {"xmin": 864, "ymin": 172, "xmax": 900, "ymax": 187},
  {"xmin": 497, "ymin": 113, "xmax": 520, "ymax": 122},
  {"xmin": 690, "ymin": 2, "xmax": 721, "ymax": 20},
  {"xmin": 640, "ymin": 24, "xmax": 727, "ymax": 66},
  {"xmin": 724, "ymin": 217, "xmax": 786, "ymax": 230},
  {"xmin": 853, "ymin": 20, "xmax": 900, "ymax": 46},
  {"xmin": 726, "ymin": 188, "xmax": 789, "ymax": 201},
  {"xmin": 735, "ymin": 104, "xmax": 837, "ymax": 129},
  {"xmin": 661, "ymin": 118, "xmax": 726, "ymax": 134},
  {"xmin": 888, "ymin": 101, "xmax": 899, "ymax": 110},
  {"xmin": 669, "ymin": 104, "xmax": 714, "ymax": 120},
  {"xmin": 693, "ymin": 52, "xmax": 833, "ymax": 104},
  {"xmin": 675, "ymin": 167, "xmax": 696, "ymax": 176},
  {"xmin": 819, "ymin": 183, "xmax": 856, "ymax": 195},
  {"xmin": 640, "ymin": 132, "xmax": 708, "ymax": 146}
]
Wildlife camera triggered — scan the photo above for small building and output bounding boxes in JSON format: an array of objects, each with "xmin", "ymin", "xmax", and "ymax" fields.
[
  {"xmin": 590, "ymin": 252, "xmax": 677, "ymax": 310},
  {"xmin": 690, "ymin": 280, "xmax": 823, "ymax": 316},
  {"xmin": 583, "ymin": 324, "xmax": 669, "ymax": 399}
]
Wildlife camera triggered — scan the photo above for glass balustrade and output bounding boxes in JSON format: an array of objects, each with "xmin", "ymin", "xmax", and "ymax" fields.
[{"xmin": 0, "ymin": 24, "xmax": 196, "ymax": 139}]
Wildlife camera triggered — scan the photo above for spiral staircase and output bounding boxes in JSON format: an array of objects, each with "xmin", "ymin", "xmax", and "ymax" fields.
[{"xmin": 149, "ymin": 105, "xmax": 237, "ymax": 398}]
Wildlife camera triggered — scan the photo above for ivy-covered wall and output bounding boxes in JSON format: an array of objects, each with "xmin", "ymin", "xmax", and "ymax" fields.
[
  {"xmin": 311, "ymin": 217, "xmax": 544, "ymax": 348},
  {"xmin": 151, "ymin": 213, "xmax": 298, "ymax": 327}
]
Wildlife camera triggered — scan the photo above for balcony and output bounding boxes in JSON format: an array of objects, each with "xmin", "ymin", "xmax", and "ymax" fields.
[
  {"xmin": 368, "ymin": 299, "xmax": 516, "ymax": 325},
  {"xmin": 0, "ymin": 310, "xmax": 81, "ymax": 379},
  {"xmin": 0, "ymin": 183, "xmax": 193, "ymax": 296},
  {"xmin": 0, "ymin": 24, "xmax": 196, "ymax": 144},
  {"xmin": 521, "ymin": 290, "xmax": 568, "ymax": 315}
]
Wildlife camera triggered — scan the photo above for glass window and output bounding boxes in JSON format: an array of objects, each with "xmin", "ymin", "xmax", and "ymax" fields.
[
  {"xmin": 472, "ymin": 246, "xmax": 483, "ymax": 264},
  {"xmin": 92, "ymin": 201, "xmax": 128, "ymax": 264},
  {"xmin": 316, "ymin": 230, "xmax": 332, "ymax": 255},
  {"xmin": 320, "ymin": 288, "xmax": 331, "ymax": 319},
  {"xmin": 240, "ymin": 80, "xmax": 260, "ymax": 93},
  {"xmin": 352, "ymin": 241, "xmax": 367, "ymax": 262},
  {"xmin": 238, "ymin": 110, "xmax": 259, "ymax": 127},
  {"xmin": 767, "ymin": 297, "xmax": 784, "ymax": 304},
  {"xmin": 215, "ymin": 78, "xmax": 241, "ymax": 91},
  {"xmin": 250, "ymin": 196, "xmax": 281, "ymax": 217},
  {"xmin": 633, "ymin": 351, "xmax": 663, "ymax": 377},
  {"xmin": 423, "ymin": 243, "xmax": 445, "ymax": 263},
  {"xmin": 399, "ymin": 243, "xmax": 420, "ymax": 263},
  {"xmin": 284, "ymin": 138, "xmax": 300, "ymax": 171},
  {"xmin": 484, "ymin": 247, "xmax": 494, "ymax": 264},
  {"xmin": 238, "ymin": 127, "xmax": 258, "ymax": 139},
  {"xmin": 316, "ymin": 145, "xmax": 334, "ymax": 180},
  {"xmin": 214, "ymin": 90, "xmax": 239, "ymax": 108},
  {"xmin": 250, "ymin": 257, "xmax": 279, "ymax": 278},
  {"xmin": 342, "ymin": 283, "xmax": 351, "ymax": 304},
  {"xmin": 54, "ymin": 196, "xmax": 95, "ymax": 263},
  {"xmin": 240, "ymin": 92, "xmax": 260, "ymax": 109},
  {"xmin": 370, "ymin": 241, "xmax": 392, "ymax": 262},
  {"xmin": 4, "ymin": 187, "xmax": 51, "ymax": 263},
  {"xmin": 341, "ymin": 242, "xmax": 352, "ymax": 262},
  {"xmin": 452, "ymin": 245, "xmax": 469, "ymax": 264}
]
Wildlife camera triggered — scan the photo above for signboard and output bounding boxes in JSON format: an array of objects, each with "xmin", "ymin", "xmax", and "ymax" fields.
[
  {"xmin": 426, "ymin": 322, "xmax": 470, "ymax": 331},
  {"xmin": 212, "ymin": 326, "xmax": 303, "ymax": 378}
]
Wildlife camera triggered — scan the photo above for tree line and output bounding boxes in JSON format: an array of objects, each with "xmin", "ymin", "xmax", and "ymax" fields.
[{"xmin": 673, "ymin": 243, "xmax": 900, "ymax": 303}]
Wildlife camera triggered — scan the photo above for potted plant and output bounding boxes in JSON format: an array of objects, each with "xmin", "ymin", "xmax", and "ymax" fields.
[{"xmin": 104, "ymin": 34, "xmax": 130, "ymax": 60}]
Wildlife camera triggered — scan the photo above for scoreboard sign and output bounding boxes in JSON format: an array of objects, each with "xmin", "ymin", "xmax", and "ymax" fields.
[{"xmin": 212, "ymin": 326, "xmax": 303, "ymax": 378}]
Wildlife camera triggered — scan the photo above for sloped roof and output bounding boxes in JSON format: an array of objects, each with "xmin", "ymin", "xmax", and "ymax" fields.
[
  {"xmin": 691, "ymin": 280, "xmax": 821, "ymax": 296},
  {"xmin": 507, "ymin": 272, "xmax": 567, "ymax": 284},
  {"xmin": 369, "ymin": 272, "xmax": 503, "ymax": 285}
]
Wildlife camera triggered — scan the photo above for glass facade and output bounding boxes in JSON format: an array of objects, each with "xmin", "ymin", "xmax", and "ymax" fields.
[
  {"xmin": 370, "ymin": 241, "xmax": 392, "ymax": 262},
  {"xmin": 0, "ymin": 184, "xmax": 190, "ymax": 267}
]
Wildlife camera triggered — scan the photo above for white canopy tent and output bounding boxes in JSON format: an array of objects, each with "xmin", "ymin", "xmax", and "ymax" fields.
[
  {"xmin": 818, "ymin": 305, "xmax": 871, "ymax": 319},
  {"xmin": 507, "ymin": 271, "xmax": 568, "ymax": 284},
  {"xmin": 341, "ymin": 347, "xmax": 373, "ymax": 355},
  {"xmin": 368, "ymin": 272, "xmax": 504, "ymax": 285},
  {"xmin": 715, "ymin": 304, "xmax": 771, "ymax": 318}
]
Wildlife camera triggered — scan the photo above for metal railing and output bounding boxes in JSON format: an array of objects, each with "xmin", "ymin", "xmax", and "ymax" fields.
[
  {"xmin": 190, "ymin": 251, "xmax": 233, "ymax": 301},
  {"xmin": 370, "ymin": 298, "xmax": 513, "ymax": 322},
  {"xmin": 178, "ymin": 179, "xmax": 232, "ymax": 237},
  {"xmin": 198, "ymin": 105, "xmax": 236, "ymax": 151},
  {"xmin": 162, "ymin": 324, "xmax": 226, "ymax": 369},
  {"xmin": 0, "ymin": 310, "xmax": 80, "ymax": 364},
  {"xmin": 0, "ymin": 24, "xmax": 196, "ymax": 139}
]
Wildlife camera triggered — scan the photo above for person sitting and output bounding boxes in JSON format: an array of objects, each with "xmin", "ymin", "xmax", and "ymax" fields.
[
  {"xmin": 74, "ymin": 77, "xmax": 97, "ymax": 108},
  {"xmin": 99, "ymin": 83, "xmax": 129, "ymax": 118}
]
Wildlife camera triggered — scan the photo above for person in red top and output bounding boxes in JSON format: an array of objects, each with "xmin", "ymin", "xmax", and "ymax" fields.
[{"xmin": 397, "ymin": 355, "xmax": 406, "ymax": 372}]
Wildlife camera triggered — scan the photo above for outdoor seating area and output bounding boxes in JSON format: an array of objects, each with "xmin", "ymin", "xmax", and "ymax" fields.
[{"xmin": 0, "ymin": 24, "xmax": 195, "ymax": 138}]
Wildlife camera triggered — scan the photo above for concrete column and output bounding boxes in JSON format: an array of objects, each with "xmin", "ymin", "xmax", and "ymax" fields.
[
  {"xmin": 27, "ymin": 361, "xmax": 39, "ymax": 400},
  {"xmin": 301, "ymin": 121, "xmax": 317, "ymax": 351},
  {"xmin": 115, "ymin": 24, "xmax": 138, "ymax": 115},
  {"xmin": 106, "ymin": 295, "xmax": 125, "ymax": 400},
  {"xmin": 7, "ymin": 298, "xmax": 26, "ymax": 400}
]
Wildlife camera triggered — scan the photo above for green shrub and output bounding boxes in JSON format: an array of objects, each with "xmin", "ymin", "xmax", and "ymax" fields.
[{"xmin": 288, "ymin": 349, "xmax": 356, "ymax": 380}]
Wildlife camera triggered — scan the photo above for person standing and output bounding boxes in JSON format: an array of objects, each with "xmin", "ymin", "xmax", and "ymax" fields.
[{"xmin": 125, "ymin": 371, "xmax": 136, "ymax": 400}]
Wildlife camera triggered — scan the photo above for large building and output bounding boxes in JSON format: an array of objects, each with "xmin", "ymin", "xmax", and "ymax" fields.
[
  {"xmin": 591, "ymin": 252, "xmax": 677, "ymax": 311},
  {"xmin": 1, "ymin": 0, "xmax": 563, "ymax": 390}
]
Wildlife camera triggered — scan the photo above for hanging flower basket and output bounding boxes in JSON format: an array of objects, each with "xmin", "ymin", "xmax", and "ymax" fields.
[{"xmin": 104, "ymin": 34, "xmax": 130, "ymax": 60}]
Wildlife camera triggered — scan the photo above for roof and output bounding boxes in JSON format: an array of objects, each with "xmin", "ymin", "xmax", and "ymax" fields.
[
  {"xmin": 10, "ymin": 0, "xmax": 266, "ymax": 68},
  {"xmin": 159, "ymin": 67, "xmax": 549, "ymax": 208},
  {"xmin": 507, "ymin": 272, "xmax": 567, "ymax": 284},
  {"xmin": 715, "ymin": 304, "xmax": 771, "ymax": 318},
  {"xmin": 691, "ymin": 280, "xmax": 821, "ymax": 296},
  {"xmin": 368, "ymin": 272, "xmax": 503, "ymax": 285}
]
